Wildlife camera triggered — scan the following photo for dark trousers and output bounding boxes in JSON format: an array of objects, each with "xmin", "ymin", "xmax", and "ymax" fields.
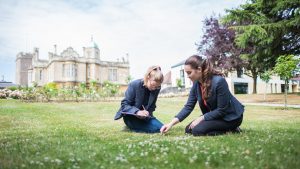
[
  {"xmin": 123, "ymin": 115, "xmax": 163, "ymax": 133},
  {"xmin": 185, "ymin": 115, "xmax": 243, "ymax": 136}
]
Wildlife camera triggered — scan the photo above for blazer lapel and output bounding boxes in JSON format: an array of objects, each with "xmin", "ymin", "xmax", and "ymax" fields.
[
  {"xmin": 147, "ymin": 91, "xmax": 157, "ymax": 110},
  {"xmin": 137, "ymin": 82, "xmax": 145, "ymax": 108}
]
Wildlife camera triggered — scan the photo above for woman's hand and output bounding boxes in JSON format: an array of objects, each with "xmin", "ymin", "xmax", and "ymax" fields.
[
  {"xmin": 160, "ymin": 123, "xmax": 173, "ymax": 134},
  {"xmin": 160, "ymin": 118, "xmax": 180, "ymax": 134},
  {"xmin": 136, "ymin": 110, "xmax": 150, "ymax": 119},
  {"xmin": 189, "ymin": 116, "xmax": 204, "ymax": 129}
]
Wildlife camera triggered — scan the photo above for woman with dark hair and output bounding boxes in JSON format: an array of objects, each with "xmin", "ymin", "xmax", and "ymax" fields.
[
  {"xmin": 160, "ymin": 55, "xmax": 244, "ymax": 136},
  {"xmin": 115, "ymin": 65, "xmax": 164, "ymax": 133}
]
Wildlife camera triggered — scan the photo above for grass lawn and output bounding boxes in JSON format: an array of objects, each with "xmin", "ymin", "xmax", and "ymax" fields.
[{"xmin": 0, "ymin": 98, "xmax": 299, "ymax": 169}]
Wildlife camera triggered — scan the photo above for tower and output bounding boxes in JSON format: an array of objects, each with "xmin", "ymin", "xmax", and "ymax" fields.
[
  {"xmin": 15, "ymin": 52, "xmax": 33, "ymax": 86},
  {"xmin": 83, "ymin": 36, "xmax": 100, "ymax": 60}
]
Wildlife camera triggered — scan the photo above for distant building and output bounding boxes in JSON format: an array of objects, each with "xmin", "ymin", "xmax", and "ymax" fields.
[
  {"xmin": 162, "ymin": 71, "xmax": 172, "ymax": 88},
  {"xmin": 170, "ymin": 60, "xmax": 299, "ymax": 94},
  {"xmin": 0, "ymin": 76, "xmax": 18, "ymax": 89},
  {"xmin": 15, "ymin": 38, "xmax": 130, "ymax": 90}
]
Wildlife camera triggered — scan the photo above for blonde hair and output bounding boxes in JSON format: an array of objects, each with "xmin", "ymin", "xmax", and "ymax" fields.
[{"xmin": 143, "ymin": 65, "xmax": 164, "ymax": 85}]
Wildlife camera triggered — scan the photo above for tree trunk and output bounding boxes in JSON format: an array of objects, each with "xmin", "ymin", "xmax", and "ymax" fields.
[
  {"xmin": 284, "ymin": 79, "xmax": 288, "ymax": 110},
  {"xmin": 252, "ymin": 73, "xmax": 258, "ymax": 94}
]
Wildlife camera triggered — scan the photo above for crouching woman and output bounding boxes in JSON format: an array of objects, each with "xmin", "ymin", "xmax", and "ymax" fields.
[{"xmin": 115, "ymin": 66, "xmax": 164, "ymax": 133}]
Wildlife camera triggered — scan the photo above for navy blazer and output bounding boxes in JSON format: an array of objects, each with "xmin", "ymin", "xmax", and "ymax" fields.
[
  {"xmin": 175, "ymin": 75, "xmax": 244, "ymax": 122},
  {"xmin": 114, "ymin": 79, "xmax": 160, "ymax": 120}
]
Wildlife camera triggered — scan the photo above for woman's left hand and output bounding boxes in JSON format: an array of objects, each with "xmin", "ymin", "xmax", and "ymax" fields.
[{"xmin": 189, "ymin": 116, "xmax": 204, "ymax": 129}]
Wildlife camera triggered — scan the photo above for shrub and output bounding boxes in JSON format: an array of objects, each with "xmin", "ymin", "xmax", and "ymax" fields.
[
  {"xmin": 9, "ymin": 90, "xmax": 22, "ymax": 99},
  {"xmin": 102, "ymin": 81, "xmax": 120, "ymax": 97},
  {"xmin": 8, "ymin": 86, "xmax": 17, "ymax": 91},
  {"xmin": 0, "ymin": 90, "xmax": 7, "ymax": 99}
]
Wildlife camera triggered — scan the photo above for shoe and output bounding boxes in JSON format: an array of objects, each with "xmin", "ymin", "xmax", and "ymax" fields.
[
  {"xmin": 122, "ymin": 126, "xmax": 130, "ymax": 132},
  {"xmin": 232, "ymin": 127, "xmax": 242, "ymax": 133}
]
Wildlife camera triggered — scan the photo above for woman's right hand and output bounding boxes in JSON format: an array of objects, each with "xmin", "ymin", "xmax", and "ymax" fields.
[
  {"xmin": 160, "ymin": 118, "xmax": 179, "ymax": 134},
  {"xmin": 160, "ymin": 123, "xmax": 172, "ymax": 134},
  {"xmin": 136, "ymin": 110, "xmax": 149, "ymax": 119}
]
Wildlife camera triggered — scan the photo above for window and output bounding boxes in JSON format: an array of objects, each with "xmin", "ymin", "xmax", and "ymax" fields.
[
  {"xmin": 234, "ymin": 82, "xmax": 248, "ymax": 94},
  {"xmin": 62, "ymin": 64, "xmax": 65, "ymax": 77},
  {"xmin": 63, "ymin": 64, "xmax": 77, "ymax": 78},
  {"xmin": 39, "ymin": 70, "xmax": 42, "ymax": 80},
  {"xmin": 87, "ymin": 65, "xmax": 91, "ymax": 78},
  {"xmin": 71, "ymin": 64, "xmax": 77, "ymax": 77},
  {"xmin": 270, "ymin": 83, "xmax": 273, "ymax": 93},
  {"xmin": 109, "ymin": 68, "xmax": 117, "ymax": 81},
  {"xmin": 74, "ymin": 65, "xmax": 77, "ymax": 78},
  {"xmin": 237, "ymin": 68, "xmax": 243, "ymax": 78},
  {"xmin": 66, "ymin": 64, "xmax": 70, "ymax": 77}
]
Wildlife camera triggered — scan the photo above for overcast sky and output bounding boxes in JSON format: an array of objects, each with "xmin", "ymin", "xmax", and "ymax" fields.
[{"xmin": 0, "ymin": 0, "xmax": 245, "ymax": 83}]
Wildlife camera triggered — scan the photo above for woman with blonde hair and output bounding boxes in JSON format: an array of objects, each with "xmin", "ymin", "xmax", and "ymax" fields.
[
  {"xmin": 160, "ymin": 55, "xmax": 244, "ymax": 136},
  {"xmin": 115, "ymin": 66, "xmax": 164, "ymax": 133}
]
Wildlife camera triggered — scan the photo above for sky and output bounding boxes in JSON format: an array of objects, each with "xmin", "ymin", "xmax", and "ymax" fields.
[{"xmin": 0, "ymin": 0, "xmax": 246, "ymax": 83}]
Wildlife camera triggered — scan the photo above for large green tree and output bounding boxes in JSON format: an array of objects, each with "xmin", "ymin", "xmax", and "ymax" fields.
[{"xmin": 222, "ymin": 0, "xmax": 300, "ymax": 93}]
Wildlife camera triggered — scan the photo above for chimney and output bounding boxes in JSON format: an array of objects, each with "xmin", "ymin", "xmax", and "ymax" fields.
[
  {"xmin": 33, "ymin": 47, "xmax": 39, "ymax": 60},
  {"xmin": 54, "ymin": 44, "xmax": 57, "ymax": 54}
]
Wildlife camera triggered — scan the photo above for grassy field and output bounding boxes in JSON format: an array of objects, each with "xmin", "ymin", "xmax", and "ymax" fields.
[{"xmin": 0, "ymin": 98, "xmax": 299, "ymax": 169}]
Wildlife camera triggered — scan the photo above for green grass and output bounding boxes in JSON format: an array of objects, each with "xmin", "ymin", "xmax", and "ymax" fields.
[{"xmin": 0, "ymin": 98, "xmax": 299, "ymax": 169}]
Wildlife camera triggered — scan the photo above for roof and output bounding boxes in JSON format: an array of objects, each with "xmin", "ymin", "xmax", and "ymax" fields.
[
  {"xmin": 86, "ymin": 36, "xmax": 99, "ymax": 49},
  {"xmin": 0, "ymin": 81, "xmax": 18, "ymax": 88},
  {"xmin": 87, "ymin": 41, "xmax": 99, "ymax": 49},
  {"xmin": 171, "ymin": 60, "xmax": 185, "ymax": 68},
  {"xmin": 171, "ymin": 55, "xmax": 207, "ymax": 68}
]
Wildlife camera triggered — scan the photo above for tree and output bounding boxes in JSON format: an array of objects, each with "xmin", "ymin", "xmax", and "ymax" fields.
[
  {"xmin": 198, "ymin": 15, "xmax": 268, "ymax": 94},
  {"xmin": 176, "ymin": 79, "xmax": 183, "ymax": 89},
  {"xmin": 273, "ymin": 55, "xmax": 299, "ymax": 109},
  {"xmin": 222, "ymin": 0, "xmax": 300, "ymax": 93},
  {"xmin": 125, "ymin": 75, "xmax": 133, "ymax": 84},
  {"xmin": 72, "ymin": 86, "xmax": 81, "ymax": 102},
  {"xmin": 197, "ymin": 15, "xmax": 246, "ymax": 75},
  {"xmin": 260, "ymin": 70, "xmax": 272, "ymax": 100},
  {"xmin": 42, "ymin": 82, "xmax": 58, "ymax": 101},
  {"xmin": 89, "ymin": 80, "xmax": 98, "ymax": 100}
]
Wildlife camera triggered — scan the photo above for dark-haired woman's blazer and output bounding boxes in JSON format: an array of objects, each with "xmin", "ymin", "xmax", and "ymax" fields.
[{"xmin": 175, "ymin": 75, "xmax": 244, "ymax": 122}]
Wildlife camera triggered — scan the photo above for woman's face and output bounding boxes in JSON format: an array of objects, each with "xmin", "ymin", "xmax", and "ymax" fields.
[
  {"xmin": 184, "ymin": 64, "xmax": 201, "ymax": 82},
  {"xmin": 146, "ymin": 77, "xmax": 161, "ymax": 91}
]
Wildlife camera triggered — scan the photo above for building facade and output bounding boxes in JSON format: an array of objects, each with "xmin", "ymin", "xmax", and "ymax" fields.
[
  {"xmin": 170, "ymin": 60, "xmax": 299, "ymax": 94},
  {"xmin": 16, "ymin": 40, "xmax": 130, "ymax": 89}
]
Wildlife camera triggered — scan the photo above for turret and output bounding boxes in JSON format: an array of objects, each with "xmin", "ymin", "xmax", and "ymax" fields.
[{"xmin": 83, "ymin": 36, "xmax": 100, "ymax": 60}]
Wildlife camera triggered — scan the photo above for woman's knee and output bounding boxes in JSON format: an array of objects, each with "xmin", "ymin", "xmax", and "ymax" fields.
[
  {"xmin": 185, "ymin": 125, "xmax": 192, "ymax": 134},
  {"xmin": 191, "ymin": 129, "xmax": 206, "ymax": 136},
  {"xmin": 191, "ymin": 125, "xmax": 209, "ymax": 136}
]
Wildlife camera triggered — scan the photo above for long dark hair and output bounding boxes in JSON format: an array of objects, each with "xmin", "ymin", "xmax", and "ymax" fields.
[{"xmin": 185, "ymin": 55, "xmax": 223, "ymax": 100}]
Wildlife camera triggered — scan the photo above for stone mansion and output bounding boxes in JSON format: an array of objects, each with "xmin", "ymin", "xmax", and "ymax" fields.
[{"xmin": 15, "ymin": 39, "xmax": 130, "ymax": 89}]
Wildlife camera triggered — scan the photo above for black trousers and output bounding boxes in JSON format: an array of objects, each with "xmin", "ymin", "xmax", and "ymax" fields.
[{"xmin": 185, "ymin": 115, "xmax": 243, "ymax": 136}]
